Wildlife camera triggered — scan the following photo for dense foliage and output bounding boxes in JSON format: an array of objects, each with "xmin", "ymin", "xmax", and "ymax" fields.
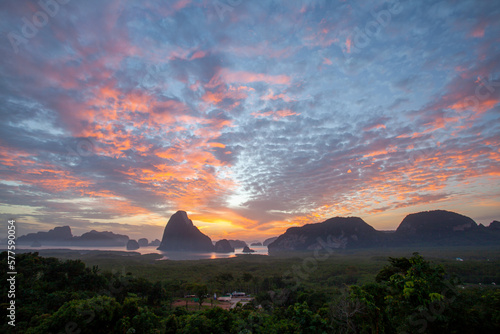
[{"xmin": 1, "ymin": 251, "xmax": 499, "ymax": 333}]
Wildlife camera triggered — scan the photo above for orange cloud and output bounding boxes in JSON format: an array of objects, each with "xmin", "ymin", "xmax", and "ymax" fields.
[
  {"xmin": 345, "ymin": 37, "xmax": 352, "ymax": 53},
  {"xmin": 261, "ymin": 89, "xmax": 293, "ymax": 102},
  {"xmin": 364, "ymin": 123, "xmax": 386, "ymax": 131},
  {"xmin": 173, "ymin": 0, "xmax": 191, "ymax": 11},
  {"xmin": 216, "ymin": 68, "xmax": 291, "ymax": 86},
  {"xmin": 191, "ymin": 50, "xmax": 206, "ymax": 60},
  {"xmin": 251, "ymin": 109, "xmax": 299, "ymax": 120},
  {"xmin": 201, "ymin": 85, "xmax": 248, "ymax": 107},
  {"xmin": 449, "ymin": 96, "xmax": 499, "ymax": 115},
  {"xmin": 208, "ymin": 142, "xmax": 226, "ymax": 148},
  {"xmin": 0, "ymin": 147, "xmax": 94, "ymax": 194},
  {"xmin": 469, "ymin": 21, "xmax": 487, "ymax": 38},
  {"xmin": 363, "ymin": 150, "xmax": 388, "ymax": 158}
]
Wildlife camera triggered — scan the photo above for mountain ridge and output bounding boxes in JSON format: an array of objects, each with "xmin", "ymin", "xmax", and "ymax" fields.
[
  {"xmin": 14, "ymin": 209, "xmax": 499, "ymax": 252},
  {"xmin": 157, "ymin": 210, "xmax": 214, "ymax": 252},
  {"xmin": 17, "ymin": 226, "xmax": 130, "ymax": 246},
  {"xmin": 268, "ymin": 210, "xmax": 500, "ymax": 253}
]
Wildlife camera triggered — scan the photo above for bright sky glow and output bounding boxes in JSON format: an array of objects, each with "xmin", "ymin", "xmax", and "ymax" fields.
[{"xmin": 0, "ymin": 0, "xmax": 499, "ymax": 242}]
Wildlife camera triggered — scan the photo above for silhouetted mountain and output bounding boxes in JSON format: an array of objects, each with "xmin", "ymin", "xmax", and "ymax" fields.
[
  {"xmin": 214, "ymin": 239, "xmax": 234, "ymax": 253},
  {"xmin": 263, "ymin": 236, "xmax": 278, "ymax": 247},
  {"xmin": 394, "ymin": 210, "xmax": 499, "ymax": 246},
  {"xmin": 127, "ymin": 239, "xmax": 140, "ymax": 250},
  {"xmin": 15, "ymin": 209, "xmax": 498, "ymax": 253},
  {"xmin": 138, "ymin": 238, "xmax": 149, "ymax": 247},
  {"xmin": 242, "ymin": 246, "xmax": 255, "ymax": 253},
  {"xmin": 489, "ymin": 221, "xmax": 500, "ymax": 230},
  {"xmin": 148, "ymin": 239, "xmax": 161, "ymax": 246},
  {"xmin": 17, "ymin": 226, "xmax": 73, "ymax": 244},
  {"xmin": 228, "ymin": 240, "xmax": 247, "ymax": 249},
  {"xmin": 251, "ymin": 242, "xmax": 262, "ymax": 246},
  {"xmin": 17, "ymin": 226, "xmax": 130, "ymax": 247},
  {"xmin": 396, "ymin": 210, "xmax": 477, "ymax": 236},
  {"xmin": 31, "ymin": 240, "xmax": 42, "ymax": 247},
  {"xmin": 268, "ymin": 210, "xmax": 499, "ymax": 253},
  {"xmin": 157, "ymin": 211, "xmax": 214, "ymax": 252},
  {"xmin": 73, "ymin": 230, "xmax": 129, "ymax": 246},
  {"xmin": 268, "ymin": 217, "xmax": 386, "ymax": 254}
]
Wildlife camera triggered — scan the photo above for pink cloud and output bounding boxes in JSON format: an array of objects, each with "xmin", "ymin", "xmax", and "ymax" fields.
[
  {"xmin": 251, "ymin": 109, "xmax": 299, "ymax": 120},
  {"xmin": 345, "ymin": 37, "xmax": 352, "ymax": 53},
  {"xmin": 173, "ymin": 0, "xmax": 191, "ymax": 11},
  {"xmin": 363, "ymin": 123, "xmax": 386, "ymax": 131},
  {"xmin": 261, "ymin": 89, "xmax": 293, "ymax": 102},
  {"xmin": 468, "ymin": 20, "xmax": 488, "ymax": 38},
  {"xmin": 218, "ymin": 68, "xmax": 291, "ymax": 85},
  {"xmin": 191, "ymin": 50, "xmax": 207, "ymax": 60}
]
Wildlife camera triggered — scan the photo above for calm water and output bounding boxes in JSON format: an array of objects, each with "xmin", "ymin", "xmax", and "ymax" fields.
[{"xmin": 17, "ymin": 245, "xmax": 269, "ymax": 260}]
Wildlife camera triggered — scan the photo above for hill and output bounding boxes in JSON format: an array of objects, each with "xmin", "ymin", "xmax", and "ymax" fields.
[
  {"xmin": 268, "ymin": 217, "xmax": 387, "ymax": 254},
  {"xmin": 73, "ymin": 230, "xmax": 129, "ymax": 246},
  {"xmin": 17, "ymin": 226, "xmax": 129, "ymax": 246},
  {"xmin": 17, "ymin": 226, "xmax": 73, "ymax": 245},
  {"xmin": 268, "ymin": 210, "xmax": 500, "ymax": 253},
  {"xmin": 157, "ymin": 211, "xmax": 214, "ymax": 252},
  {"xmin": 394, "ymin": 210, "xmax": 500, "ymax": 246}
]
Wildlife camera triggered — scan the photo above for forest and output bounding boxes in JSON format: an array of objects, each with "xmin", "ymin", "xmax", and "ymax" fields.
[{"xmin": 1, "ymin": 249, "xmax": 499, "ymax": 333}]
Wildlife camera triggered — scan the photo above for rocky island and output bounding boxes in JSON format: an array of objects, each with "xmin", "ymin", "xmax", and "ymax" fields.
[{"xmin": 157, "ymin": 211, "xmax": 214, "ymax": 252}]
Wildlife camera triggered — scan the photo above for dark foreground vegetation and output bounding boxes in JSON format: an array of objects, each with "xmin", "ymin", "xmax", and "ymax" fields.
[{"xmin": 1, "ymin": 248, "xmax": 499, "ymax": 333}]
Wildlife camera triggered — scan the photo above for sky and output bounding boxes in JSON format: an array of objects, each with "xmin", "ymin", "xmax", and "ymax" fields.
[{"xmin": 0, "ymin": 0, "xmax": 499, "ymax": 243}]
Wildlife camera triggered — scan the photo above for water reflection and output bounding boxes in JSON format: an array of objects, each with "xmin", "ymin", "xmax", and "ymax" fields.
[
  {"xmin": 158, "ymin": 246, "xmax": 268, "ymax": 261},
  {"xmin": 19, "ymin": 245, "xmax": 269, "ymax": 260}
]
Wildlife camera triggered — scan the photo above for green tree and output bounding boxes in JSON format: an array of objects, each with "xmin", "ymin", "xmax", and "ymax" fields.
[
  {"xmin": 147, "ymin": 281, "xmax": 166, "ymax": 306},
  {"xmin": 332, "ymin": 284, "xmax": 387, "ymax": 334},
  {"xmin": 186, "ymin": 283, "xmax": 208, "ymax": 309},
  {"xmin": 446, "ymin": 287, "xmax": 500, "ymax": 334},
  {"xmin": 286, "ymin": 301, "xmax": 330, "ymax": 333},
  {"xmin": 380, "ymin": 253, "xmax": 458, "ymax": 333},
  {"xmin": 131, "ymin": 308, "xmax": 161, "ymax": 334},
  {"xmin": 242, "ymin": 272, "xmax": 253, "ymax": 292},
  {"xmin": 164, "ymin": 314, "xmax": 179, "ymax": 334},
  {"xmin": 26, "ymin": 295, "xmax": 122, "ymax": 334},
  {"xmin": 215, "ymin": 272, "xmax": 234, "ymax": 293}
]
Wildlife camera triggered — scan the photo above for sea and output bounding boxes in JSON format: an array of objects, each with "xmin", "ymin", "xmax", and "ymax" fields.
[{"xmin": 16, "ymin": 245, "xmax": 269, "ymax": 260}]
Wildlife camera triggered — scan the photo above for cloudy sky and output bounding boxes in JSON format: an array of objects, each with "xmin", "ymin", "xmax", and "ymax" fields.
[{"xmin": 1, "ymin": 0, "xmax": 499, "ymax": 242}]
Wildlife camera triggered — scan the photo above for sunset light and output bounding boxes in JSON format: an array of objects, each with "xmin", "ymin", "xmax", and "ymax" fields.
[{"xmin": 0, "ymin": 0, "xmax": 499, "ymax": 242}]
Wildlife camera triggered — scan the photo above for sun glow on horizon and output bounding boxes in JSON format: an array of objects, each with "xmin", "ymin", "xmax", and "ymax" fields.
[{"xmin": 0, "ymin": 0, "xmax": 499, "ymax": 242}]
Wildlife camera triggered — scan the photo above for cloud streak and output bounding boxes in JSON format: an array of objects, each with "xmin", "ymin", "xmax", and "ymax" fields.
[{"xmin": 0, "ymin": 0, "xmax": 499, "ymax": 241}]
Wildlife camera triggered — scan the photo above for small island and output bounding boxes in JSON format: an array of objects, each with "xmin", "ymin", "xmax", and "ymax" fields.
[{"xmin": 242, "ymin": 246, "xmax": 255, "ymax": 253}]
